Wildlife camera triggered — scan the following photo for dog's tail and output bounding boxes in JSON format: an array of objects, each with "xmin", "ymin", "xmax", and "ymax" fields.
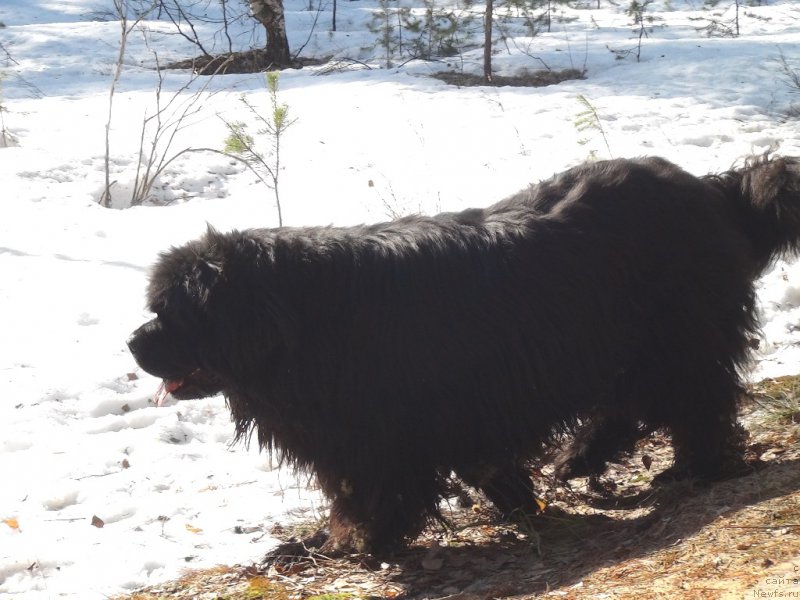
[{"xmin": 706, "ymin": 154, "xmax": 800, "ymax": 273}]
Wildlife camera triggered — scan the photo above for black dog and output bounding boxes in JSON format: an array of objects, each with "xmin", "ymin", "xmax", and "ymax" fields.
[{"xmin": 128, "ymin": 155, "xmax": 800, "ymax": 554}]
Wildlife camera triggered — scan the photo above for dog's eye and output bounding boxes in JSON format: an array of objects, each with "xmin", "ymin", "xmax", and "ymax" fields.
[
  {"xmin": 155, "ymin": 312, "xmax": 176, "ymax": 330},
  {"xmin": 156, "ymin": 311, "xmax": 193, "ymax": 337}
]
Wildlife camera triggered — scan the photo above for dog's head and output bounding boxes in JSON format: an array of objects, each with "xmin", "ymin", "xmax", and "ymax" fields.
[
  {"xmin": 709, "ymin": 154, "xmax": 800, "ymax": 271},
  {"xmin": 128, "ymin": 230, "xmax": 231, "ymax": 401},
  {"xmin": 128, "ymin": 227, "xmax": 297, "ymax": 403}
]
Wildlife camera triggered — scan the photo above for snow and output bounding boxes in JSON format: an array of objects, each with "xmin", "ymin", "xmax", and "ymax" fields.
[{"xmin": 1, "ymin": 0, "xmax": 800, "ymax": 597}]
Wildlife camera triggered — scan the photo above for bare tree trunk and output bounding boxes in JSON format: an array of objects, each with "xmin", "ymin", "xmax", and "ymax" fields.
[
  {"xmin": 483, "ymin": 0, "xmax": 493, "ymax": 83},
  {"xmin": 249, "ymin": 0, "xmax": 292, "ymax": 67}
]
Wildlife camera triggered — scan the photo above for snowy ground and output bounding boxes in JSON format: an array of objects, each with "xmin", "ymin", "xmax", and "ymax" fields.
[{"xmin": 1, "ymin": 0, "xmax": 800, "ymax": 597}]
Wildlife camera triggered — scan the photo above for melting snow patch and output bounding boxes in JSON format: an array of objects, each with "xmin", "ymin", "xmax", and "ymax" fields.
[{"xmin": 42, "ymin": 488, "xmax": 80, "ymax": 511}]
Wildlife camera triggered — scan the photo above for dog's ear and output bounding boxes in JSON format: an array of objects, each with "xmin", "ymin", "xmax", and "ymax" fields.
[
  {"xmin": 181, "ymin": 225, "xmax": 232, "ymax": 305},
  {"xmin": 204, "ymin": 223, "xmax": 224, "ymax": 241},
  {"xmin": 147, "ymin": 231, "xmax": 227, "ymax": 318},
  {"xmin": 184, "ymin": 258, "xmax": 223, "ymax": 306}
]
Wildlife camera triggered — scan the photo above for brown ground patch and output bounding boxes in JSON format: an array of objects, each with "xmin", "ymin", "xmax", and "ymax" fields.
[
  {"xmin": 164, "ymin": 51, "xmax": 328, "ymax": 74},
  {"xmin": 431, "ymin": 68, "xmax": 585, "ymax": 88},
  {"xmin": 162, "ymin": 52, "xmax": 584, "ymax": 88},
  {"xmin": 116, "ymin": 375, "xmax": 800, "ymax": 600}
]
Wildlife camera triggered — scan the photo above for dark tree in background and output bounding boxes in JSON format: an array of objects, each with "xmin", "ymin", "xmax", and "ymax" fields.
[
  {"xmin": 483, "ymin": 0, "xmax": 493, "ymax": 83},
  {"xmin": 248, "ymin": 0, "xmax": 292, "ymax": 67}
]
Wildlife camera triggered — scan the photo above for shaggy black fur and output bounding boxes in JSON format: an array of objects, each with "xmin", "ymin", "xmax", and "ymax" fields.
[{"xmin": 128, "ymin": 155, "xmax": 800, "ymax": 554}]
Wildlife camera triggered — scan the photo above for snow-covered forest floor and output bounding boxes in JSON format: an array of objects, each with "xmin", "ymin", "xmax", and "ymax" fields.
[{"xmin": 2, "ymin": 0, "xmax": 800, "ymax": 597}]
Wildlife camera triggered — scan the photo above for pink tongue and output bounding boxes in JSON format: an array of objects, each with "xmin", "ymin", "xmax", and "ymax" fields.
[{"xmin": 153, "ymin": 379, "xmax": 184, "ymax": 407}]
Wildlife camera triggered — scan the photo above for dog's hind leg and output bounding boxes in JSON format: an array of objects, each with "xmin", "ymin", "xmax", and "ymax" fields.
[
  {"xmin": 655, "ymin": 363, "xmax": 747, "ymax": 482},
  {"xmin": 553, "ymin": 413, "xmax": 644, "ymax": 480},
  {"xmin": 457, "ymin": 462, "xmax": 540, "ymax": 517}
]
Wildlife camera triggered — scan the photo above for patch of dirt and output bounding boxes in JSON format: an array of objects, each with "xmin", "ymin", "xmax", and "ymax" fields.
[
  {"xmin": 161, "ymin": 52, "xmax": 582, "ymax": 88},
  {"xmin": 164, "ymin": 50, "xmax": 329, "ymax": 74},
  {"xmin": 431, "ymin": 68, "xmax": 586, "ymax": 88},
  {"xmin": 115, "ymin": 376, "xmax": 800, "ymax": 600}
]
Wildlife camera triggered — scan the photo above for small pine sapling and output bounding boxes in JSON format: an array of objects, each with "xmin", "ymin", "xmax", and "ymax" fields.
[
  {"xmin": 403, "ymin": 0, "xmax": 468, "ymax": 60},
  {"xmin": 222, "ymin": 71, "xmax": 296, "ymax": 226},
  {"xmin": 699, "ymin": 0, "xmax": 741, "ymax": 38},
  {"xmin": 626, "ymin": 0, "xmax": 660, "ymax": 62},
  {"xmin": 608, "ymin": 0, "xmax": 662, "ymax": 62},
  {"xmin": 368, "ymin": 0, "xmax": 411, "ymax": 68}
]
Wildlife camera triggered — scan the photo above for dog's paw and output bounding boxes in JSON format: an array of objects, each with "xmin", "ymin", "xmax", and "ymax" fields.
[
  {"xmin": 553, "ymin": 445, "xmax": 604, "ymax": 480},
  {"xmin": 262, "ymin": 528, "xmax": 332, "ymax": 572}
]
